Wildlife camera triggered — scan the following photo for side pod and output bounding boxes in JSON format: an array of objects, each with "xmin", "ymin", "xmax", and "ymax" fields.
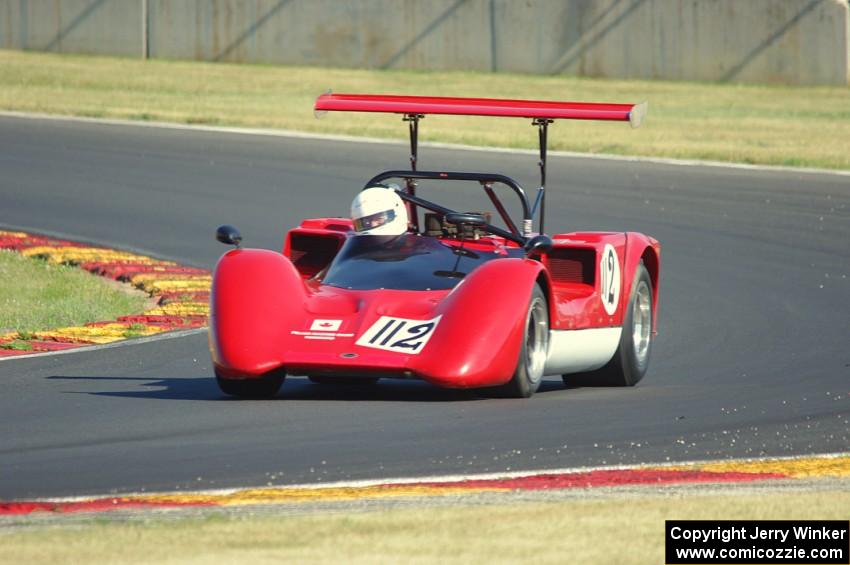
[{"xmin": 210, "ymin": 249, "xmax": 307, "ymax": 377}]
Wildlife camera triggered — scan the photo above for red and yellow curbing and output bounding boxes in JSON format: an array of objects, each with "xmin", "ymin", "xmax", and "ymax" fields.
[
  {"xmin": 1, "ymin": 453, "xmax": 847, "ymax": 516},
  {"xmin": 0, "ymin": 230, "xmax": 210, "ymax": 356}
]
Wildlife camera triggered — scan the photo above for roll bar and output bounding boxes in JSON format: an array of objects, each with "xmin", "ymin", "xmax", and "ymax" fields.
[{"xmin": 364, "ymin": 170, "xmax": 530, "ymax": 244}]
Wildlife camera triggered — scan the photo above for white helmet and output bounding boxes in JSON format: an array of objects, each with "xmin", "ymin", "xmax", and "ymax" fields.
[{"xmin": 351, "ymin": 186, "xmax": 408, "ymax": 235}]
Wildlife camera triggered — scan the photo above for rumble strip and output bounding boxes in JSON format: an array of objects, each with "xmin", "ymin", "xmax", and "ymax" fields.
[
  {"xmin": 0, "ymin": 230, "xmax": 210, "ymax": 357},
  {"xmin": 1, "ymin": 453, "xmax": 847, "ymax": 516}
]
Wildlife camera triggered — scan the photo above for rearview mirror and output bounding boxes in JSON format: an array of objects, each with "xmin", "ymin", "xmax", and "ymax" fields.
[
  {"xmin": 524, "ymin": 234, "xmax": 552, "ymax": 257},
  {"xmin": 216, "ymin": 225, "xmax": 242, "ymax": 248}
]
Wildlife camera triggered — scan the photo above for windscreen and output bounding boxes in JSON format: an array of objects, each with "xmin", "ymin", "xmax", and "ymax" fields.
[{"xmin": 321, "ymin": 233, "xmax": 520, "ymax": 291}]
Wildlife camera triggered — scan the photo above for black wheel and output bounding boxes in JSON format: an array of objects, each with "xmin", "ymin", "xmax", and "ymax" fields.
[
  {"xmin": 308, "ymin": 376, "xmax": 379, "ymax": 386},
  {"xmin": 564, "ymin": 263, "xmax": 652, "ymax": 387},
  {"xmin": 500, "ymin": 283, "xmax": 549, "ymax": 398},
  {"xmin": 216, "ymin": 369, "xmax": 284, "ymax": 398}
]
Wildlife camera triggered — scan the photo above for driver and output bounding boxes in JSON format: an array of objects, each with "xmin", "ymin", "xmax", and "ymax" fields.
[{"xmin": 351, "ymin": 186, "xmax": 409, "ymax": 236}]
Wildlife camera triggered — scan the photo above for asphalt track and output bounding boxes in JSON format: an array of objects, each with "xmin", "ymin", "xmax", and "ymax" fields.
[{"xmin": 0, "ymin": 115, "xmax": 848, "ymax": 500}]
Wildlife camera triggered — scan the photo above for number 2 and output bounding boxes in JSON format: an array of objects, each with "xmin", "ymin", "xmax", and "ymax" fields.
[
  {"xmin": 606, "ymin": 250, "xmax": 616, "ymax": 304},
  {"xmin": 391, "ymin": 322, "xmax": 436, "ymax": 351}
]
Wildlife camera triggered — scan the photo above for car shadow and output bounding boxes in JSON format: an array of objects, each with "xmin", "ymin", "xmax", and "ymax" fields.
[
  {"xmin": 47, "ymin": 375, "xmax": 221, "ymax": 401},
  {"xmin": 47, "ymin": 375, "xmax": 571, "ymax": 402}
]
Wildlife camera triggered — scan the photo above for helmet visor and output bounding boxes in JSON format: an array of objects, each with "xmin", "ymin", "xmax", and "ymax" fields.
[{"xmin": 353, "ymin": 209, "xmax": 396, "ymax": 232}]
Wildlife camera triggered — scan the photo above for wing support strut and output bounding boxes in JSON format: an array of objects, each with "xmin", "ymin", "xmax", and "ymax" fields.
[
  {"xmin": 532, "ymin": 117, "xmax": 553, "ymax": 236},
  {"xmin": 399, "ymin": 112, "xmax": 552, "ymax": 238},
  {"xmin": 403, "ymin": 113, "xmax": 424, "ymax": 232}
]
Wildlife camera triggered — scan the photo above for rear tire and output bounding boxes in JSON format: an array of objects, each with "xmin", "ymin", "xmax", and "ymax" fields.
[
  {"xmin": 563, "ymin": 263, "xmax": 652, "ymax": 387},
  {"xmin": 500, "ymin": 283, "xmax": 549, "ymax": 398},
  {"xmin": 216, "ymin": 370, "xmax": 284, "ymax": 398}
]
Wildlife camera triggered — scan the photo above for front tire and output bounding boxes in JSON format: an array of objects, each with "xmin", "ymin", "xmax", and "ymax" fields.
[
  {"xmin": 500, "ymin": 283, "xmax": 549, "ymax": 398},
  {"xmin": 564, "ymin": 263, "xmax": 652, "ymax": 387},
  {"xmin": 216, "ymin": 369, "xmax": 284, "ymax": 398}
]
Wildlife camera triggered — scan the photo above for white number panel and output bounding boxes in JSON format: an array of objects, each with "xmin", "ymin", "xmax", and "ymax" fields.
[
  {"xmin": 599, "ymin": 244, "xmax": 621, "ymax": 315},
  {"xmin": 355, "ymin": 315, "xmax": 442, "ymax": 355}
]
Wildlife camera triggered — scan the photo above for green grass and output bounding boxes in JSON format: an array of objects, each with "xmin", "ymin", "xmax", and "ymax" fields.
[
  {"xmin": 1, "ymin": 50, "xmax": 848, "ymax": 169},
  {"xmin": 0, "ymin": 340, "xmax": 33, "ymax": 351},
  {"xmin": 0, "ymin": 250, "xmax": 147, "ymax": 336},
  {"xmin": 2, "ymin": 489, "xmax": 847, "ymax": 564},
  {"xmin": 122, "ymin": 323, "xmax": 148, "ymax": 338}
]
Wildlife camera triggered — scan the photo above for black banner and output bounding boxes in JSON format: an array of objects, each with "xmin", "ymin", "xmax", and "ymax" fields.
[{"xmin": 666, "ymin": 520, "xmax": 849, "ymax": 564}]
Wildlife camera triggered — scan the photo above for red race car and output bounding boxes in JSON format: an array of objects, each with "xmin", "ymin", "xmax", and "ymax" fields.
[{"xmin": 210, "ymin": 93, "xmax": 659, "ymax": 398}]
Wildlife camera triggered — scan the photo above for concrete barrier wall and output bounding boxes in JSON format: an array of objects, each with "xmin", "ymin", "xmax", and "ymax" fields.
[
  {"xmin": 1, "ymin": 0, "xmax": 848, "ymax": 86},
  {"xmin": 1, "ymin": 0, "xmax": 141, "ymax": 57}
]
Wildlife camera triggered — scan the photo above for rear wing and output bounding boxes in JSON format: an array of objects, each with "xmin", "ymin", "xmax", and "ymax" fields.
[
  {"xmin": 314, "ymin": 93, "xmax": 647, "ymax": 236},
  {"xmin": 314, "ymin": 93, "xmax": 646, "ymax": 128}
]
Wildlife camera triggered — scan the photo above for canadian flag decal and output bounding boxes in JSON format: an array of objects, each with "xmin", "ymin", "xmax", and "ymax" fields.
[{"xmin": 310, "ymin": 319, "xmax": 342, "ymax": 332}]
